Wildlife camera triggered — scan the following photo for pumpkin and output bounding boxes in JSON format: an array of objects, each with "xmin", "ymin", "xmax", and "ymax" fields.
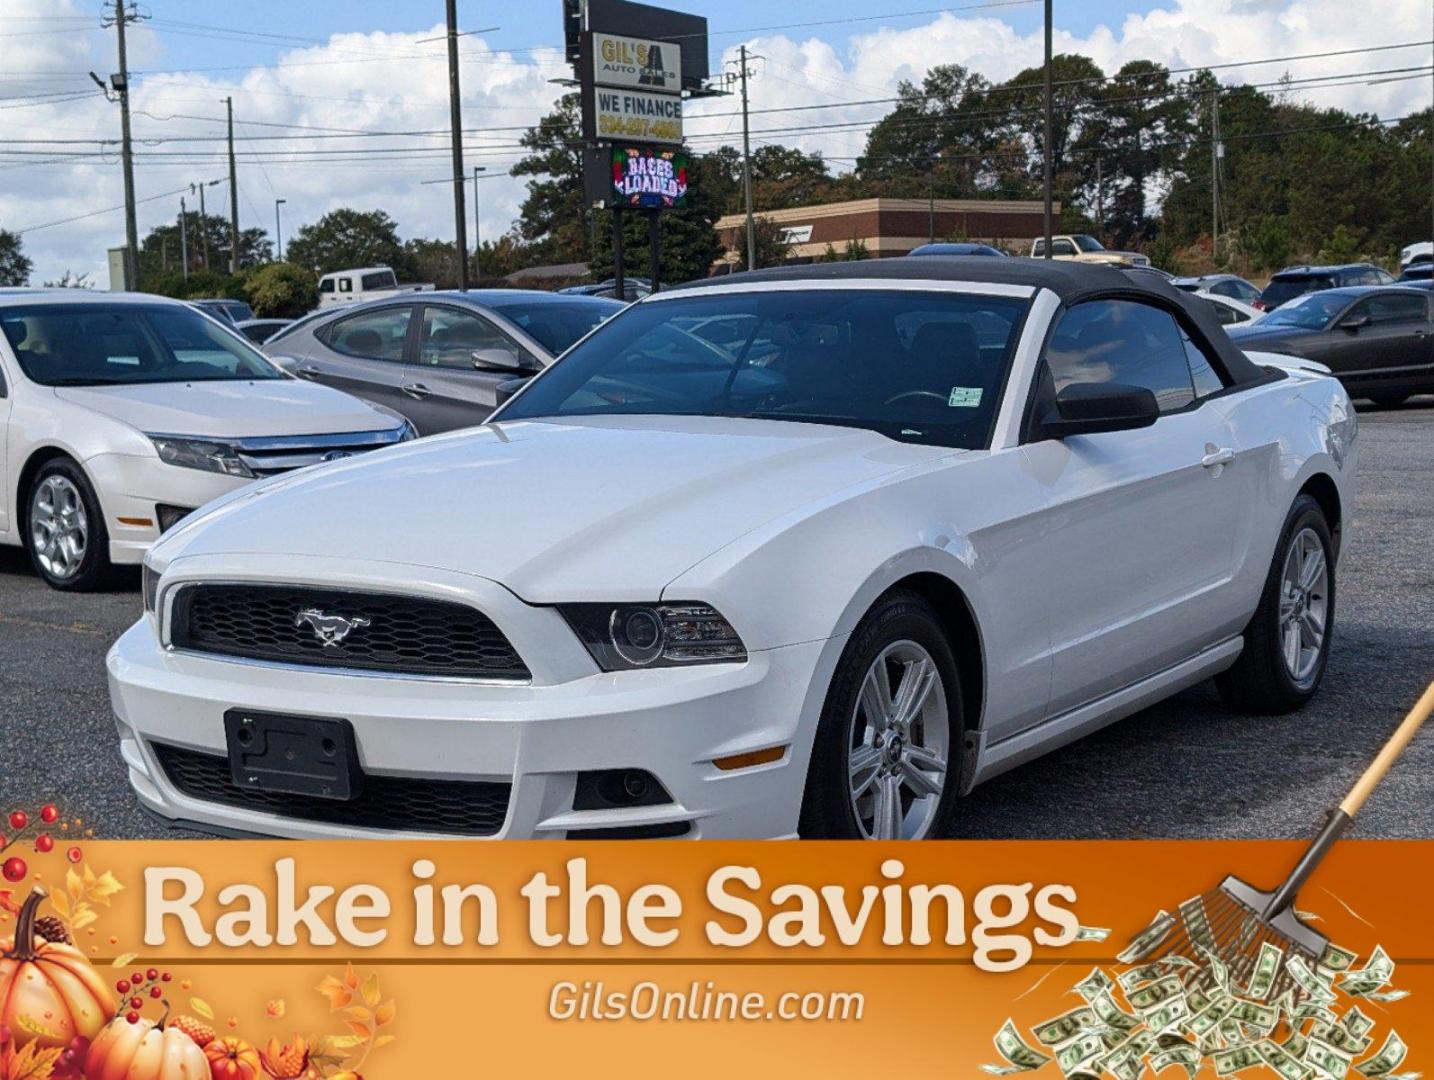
[
  {"xmin": 204, "ymin": 1036, "xmax": 261, "ymax": 1080},
  {"xmin": 0, "ymin": 887, "xmax": 115, "ymax": 1050},
  {"xmin": 85, "ymin": 1015, "xmax": 209, "ymax": 1080}
]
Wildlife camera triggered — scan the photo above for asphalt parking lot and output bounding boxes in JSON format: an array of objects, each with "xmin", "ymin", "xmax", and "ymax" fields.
[{"xmin": 1, "ymin": 399, "xmax": 1431, "ymax": 840}]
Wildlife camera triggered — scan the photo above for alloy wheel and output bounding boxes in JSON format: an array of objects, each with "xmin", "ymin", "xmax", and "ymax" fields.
[
  {"xmin": 30, "ymin": 475, "xmax": 89, "ymax": 582},
  {"xmin": 846, "ymin": 639, "xmax": 950, "ymax": 839},
  {"xmin": 1279, "ymin": 526, "xmax": 1328, "ymax": 688}
]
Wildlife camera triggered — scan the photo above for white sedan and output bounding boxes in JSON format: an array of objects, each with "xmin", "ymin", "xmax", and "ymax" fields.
[
  {"xmin": 0, "ymin": 290, "xmax": 414, "ymax": 590},
  {"xmin": 108, "ymin": 261, "xmax": 1357, "ymax": 840}
]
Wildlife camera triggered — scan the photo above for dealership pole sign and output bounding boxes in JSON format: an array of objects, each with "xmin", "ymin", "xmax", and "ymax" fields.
[{"xmin": 581, "ymin": 32, "xmax": 684, "ymax": 148}]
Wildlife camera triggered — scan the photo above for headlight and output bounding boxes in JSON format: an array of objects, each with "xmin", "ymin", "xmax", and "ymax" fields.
[
  {"xmin": 560, "ymin": 603, "xmax": 747, "ymax": 670},
  {"xmin": 149, "ymin": 435, "xmax": 253, "ymax": 478},
  {"xmin": 142, "ymin": 561, "xmax": 161, "ymax": 615}
]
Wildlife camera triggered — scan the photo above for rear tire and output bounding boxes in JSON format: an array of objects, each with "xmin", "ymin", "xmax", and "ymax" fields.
[
  {"xmin": 799, "ymin": 590, "xmax": 962, "ymax": 839},
  {"xmin": 1216, "ymin": 494, "xmax": 1334, "ymax": 714},
  {"xmin": 24, "ymin": 458, "xmax": 113, "ymax": 591}
]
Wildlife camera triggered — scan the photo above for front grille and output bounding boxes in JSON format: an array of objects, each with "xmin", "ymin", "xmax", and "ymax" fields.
[
  {"xmin": 151, "ymin": 742, "xmax": 510, "ymax": 836},
  {"xmin": 231, "ymin": 428, "xmax": 407, "ymax": 477},
  {"xmin": 171, "ymin": 585, "xmax": 530, "ymax": 680}
]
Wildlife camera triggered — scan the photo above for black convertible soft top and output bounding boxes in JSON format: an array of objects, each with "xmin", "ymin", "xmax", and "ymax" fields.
[{"xmin": 676, "ymin": 256, "xmax": 1269, "ymax": 386}]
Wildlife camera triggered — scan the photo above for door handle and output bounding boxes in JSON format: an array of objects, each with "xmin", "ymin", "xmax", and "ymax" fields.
[
  {"xmin": 1201, "ymin": 446, "xmax": 1235, "ymax": 469},
  {"xmin": 401, "ymin": 382, "xmax": 430, "ymax": 400},
  {"xmin": 296, "ymin": 365, "xmax": 322, "ymax": 379}
]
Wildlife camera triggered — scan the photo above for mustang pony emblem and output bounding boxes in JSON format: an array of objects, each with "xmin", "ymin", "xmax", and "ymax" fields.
[{"xmin": 295, "ymin": 608, "xmax": 370, "ymax": 647}]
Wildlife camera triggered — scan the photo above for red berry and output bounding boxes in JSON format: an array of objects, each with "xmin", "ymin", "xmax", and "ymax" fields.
[
  {"xmin": 1, "ymin": 857, "xmax": 26, "ymax": 882},
  {"xmin": 116, "ymin": 980, "xmax": 130, "ymax": 994},
  {"xmin": 149, "ymin": 986, "xmax": 162, "ymax": 999},
  {"xmin": 126, "ymin": 1012, "xmax": 140, "ymax": 1025},
  {"xmin": 66, "ymin": 846, "xmax": 82, "ymax": 864},
  {"xmin": 35, "ymin": 834, "xmax": 54, "ymax": 853},
  {"xmin": 146, "ymin": 967, "xmax": 159, "ymax": 981},
  {"xmin": 129, "ymin": 997, "xmax": 143, "ymax": 1010},
  {"xmin": 131, "ymin": 972, "xmax": 143, "ymax": 986},
  {"xmin": 8, "ymin": 811, "xmax": 26, "ymax": 831},
  {"xmin": 161, "ymin": 972, "xmax": 172, "ymax": 982},
  {"xmin": 40, "ymin": 805, "xmax": 59, "ymax": 824}
]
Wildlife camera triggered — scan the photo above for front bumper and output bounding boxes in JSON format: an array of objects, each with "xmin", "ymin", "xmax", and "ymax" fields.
[
  {"xmin": 106, "ymin": 579, "xmax": 825, "ymax": 839},
  {"xmin": 85, "ymin": 453, "xmax": 248, "ymax": 564}
]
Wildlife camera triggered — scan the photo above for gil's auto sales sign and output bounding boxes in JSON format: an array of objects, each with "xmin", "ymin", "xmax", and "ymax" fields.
[
  {"xmin": 582, "ymin": 30, "xmax": 684, "ymax": 146},
  {"xmin": 591, "ymin": 31, "xmax": 682, "ymax": 92}
]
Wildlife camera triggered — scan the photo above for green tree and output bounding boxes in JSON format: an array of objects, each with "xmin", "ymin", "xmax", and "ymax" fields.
[
  {"xmin": 137, "ymin": 213, "xmax": 270, "ymax": 280},
  {"xmin": 244, "ymin": 262, "xmax": 318, "ymax": 317},
  {"xmin": 0, "ymin": 227, "xmax": 32, "ymax": 286},
  {"xmin": 734, "ymin": 215, "xmax": 792, "ymax": 270},
  {"xmin": 999, "ymin": 53, "xmax": 1107, "ymax": 205},
  {"xmin": 512, "ymin": 93, "xmax": 591, "ymax": 264},
  {"xmin": 844, "ymin": 238, "xmax": 870, "ymax": 260},
  {"xmin": 284, "ymin": 208, "xmax": 415, "ymax": 278},
  {"xmin": 43, "ymin": 270, "xmax": 92, "ymax": 288},
  {"xmin": 817, "ymin": 242, "xmax": 841, "ymax": 263}
]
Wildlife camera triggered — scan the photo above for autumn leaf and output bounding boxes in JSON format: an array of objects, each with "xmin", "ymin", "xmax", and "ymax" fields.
[
  {"xmin": 315, "ymin": 975, "xmax": 353, "ymax": 1011},
  {"xmin": 319, "ymin": 1035, "xmax": 365, "ymax": 1053},
  {"xmin": 344, "ymin": 1021, "xmax": 372, "ymax": 1040},
  {"xmin": 190, "ymin": 997, "xmax": 215, "ymax": 1021},
  {"xmin": 65, "ymin": 868, "xmax": 84, "ymax": 904},
  {"xmin": 342, "ymin": 1006, "xmax": 371, "ymax": 1025},
  {"xmin": 0, "ymin": 890, "xmax": 19, "ymax": 917},
  {"xmin": 3, "ymin": 1041, "xmax": 64, "ymax": 1080},
  {"xmin": 87, "ymin": 869, "xmax": 124, "ymax": 905},
  {"xmin": 70, "ymin": 908, "xmax": 98, "ymax": 931},
  {"xmin": 360, "ymin": 972, "xmax": 381, "ymax": 1008},
  {"xmin": 373, "ymin": 1034, "xmax": 396, "ymax": 1049},
  {"xmin": 47, "ymin": 891, "xmax": 70, "ymax": 920},
  {"xmin": 342, "ymin": 963, "xmax": 359, "ymax": 990},
  {"xmin": 265, "ymin": 999, "xmax": 286, "ymax": 1019},
  {"xmin": 373, "ymin": 1000, "xmax": 395, "ymax": 1027},
  {"xmin": 110, "ymin": 953, "xmax": 138, "ymax": 968}
]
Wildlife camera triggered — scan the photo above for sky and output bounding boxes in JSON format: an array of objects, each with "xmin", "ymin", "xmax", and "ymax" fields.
[{"xmin": 1, "ymin": 0, "xmax": 1431, "ymax": 286}]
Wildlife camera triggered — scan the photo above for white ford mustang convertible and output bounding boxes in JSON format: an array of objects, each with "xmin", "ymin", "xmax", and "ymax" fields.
[{"xmin": 108, "ymin": 260, "xmax": 1358, "ymax": 841}]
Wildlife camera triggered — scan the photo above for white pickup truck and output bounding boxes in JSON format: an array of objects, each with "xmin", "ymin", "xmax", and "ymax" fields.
[
  {"xmin": 1030, "ymin": 234, "xmax": 1149, "ymax": 267},
  {"xmin": 317, "ymin": 266, "xmax": 435, "ymax": 307}
]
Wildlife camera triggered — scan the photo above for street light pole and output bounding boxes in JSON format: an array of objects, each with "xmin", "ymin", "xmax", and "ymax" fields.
[
  {"xmin": 472, "ymin": 165, "xmax": 486, "ymax": 280},
  {"xmin": 179, "ymin": 197, "xmax": 189, "ymax": 283},
  {"xmin": 274, "ymin": 199, "xmax": 287, "ymax": 261},
  {"xmin": 1042, "ymin": 0, "xmax": 1053, "ymax": 259},
  {"xmin": 445, "ymin": 0, "xmax": 469, "ymax": 290}
]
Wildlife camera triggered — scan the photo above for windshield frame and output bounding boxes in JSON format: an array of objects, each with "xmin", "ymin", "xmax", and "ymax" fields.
[
  {"xmin": 1072, "ymin": 235, "xmax": 1106, "ymax": 252},
  {"xmin": 492, "ymin": 280, "xmax": 1036, "ymax": 450},
  {"xmin": 0, "ymin": 301, "xmax": 287, "ymax": 388}
]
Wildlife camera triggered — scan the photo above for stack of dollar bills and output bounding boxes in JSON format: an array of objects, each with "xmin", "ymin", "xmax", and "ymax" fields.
[{"xmin": 983, "ymin": 901, "xmax": 1414, "ymax": 1080}]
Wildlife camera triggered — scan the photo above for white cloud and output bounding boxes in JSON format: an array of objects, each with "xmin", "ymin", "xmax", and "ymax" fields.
[{"xmin": 3, "ymin": 0, "xmax": 1430, "ymax": 285}]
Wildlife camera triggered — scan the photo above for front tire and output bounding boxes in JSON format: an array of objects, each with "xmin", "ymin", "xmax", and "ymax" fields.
[
  {"xmin": 800, "ymin": 590, "xmax": 962, "ymax": 839},
  {"xmin": 25, "ymin": 458, "xmax": 113, "ymax": 591},
  {"xmin": 1216, "ymin": 494, "xmax": 1334, "ymax": 714},
  {"xmin": 1367, "ymin": 393, "xmax": 1408, "ymax": 407}
]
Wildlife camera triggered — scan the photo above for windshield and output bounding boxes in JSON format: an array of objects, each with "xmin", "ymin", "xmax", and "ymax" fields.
[
  {"xmin": 0, "ymin": 303, "xmax": 284, "ymax": 387},
  {"xmin": 498, "ymin": 288, "xmax": 1031, "ymax": 449},
  {"xmin": 1260, "ymin": 292, "xmax": 1347, "ymax": 330},
  {"xmin": 1073, "ymin": 235, "xmax": 1105, "ymax": 252},
  {"xmin": 490, "ymin": 298, "xmax": 623, "ymax": 356},
  {"xmin": 1262, "ymin": 276, "xmax": 1333, "ymax": 308}
]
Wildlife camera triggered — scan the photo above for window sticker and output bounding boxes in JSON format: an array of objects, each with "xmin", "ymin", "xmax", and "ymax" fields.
[{"xmin": 948, "ymin": 386, "xmax": 983, "ymax": 408}]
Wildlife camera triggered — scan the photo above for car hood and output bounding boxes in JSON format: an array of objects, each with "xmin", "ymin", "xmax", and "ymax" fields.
[
  {"xmin": 54, "ymin": 379, "xmax": 395, "ymax": 438},
  {"xmin": 157, "ymin": 415, "xmax": 950, "ymax": 599}
]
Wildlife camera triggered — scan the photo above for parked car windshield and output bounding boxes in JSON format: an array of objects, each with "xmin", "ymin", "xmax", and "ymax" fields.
[
  {"xmin": 1262, "ymin": 275, "xmax": 1334, "ymax": 308},
  {"xmin": 499, "ymin": 288, "xmax": 1031, "ymax": 449},
  {"xmin": 1073, "ymin": 235, "xmax": 1105, "ymax": 252},
  {"xmin": 0, "ymin": 303, "xmax": 284, "ymax": 386},
  {"xmin": 1259, "ymin": 292, "xmax": 1347, "ymax": 330},
  {"xmin": 489, "ymin": 298, "xmax": 623, "ymax": 356}
]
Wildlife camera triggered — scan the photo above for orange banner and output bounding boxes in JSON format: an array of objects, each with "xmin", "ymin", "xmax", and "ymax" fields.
[{"xmin": 0, "ymin": 840, "xmax": 1427, "ymax": 1078}]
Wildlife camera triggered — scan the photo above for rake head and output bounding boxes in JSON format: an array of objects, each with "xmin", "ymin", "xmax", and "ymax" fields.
[{"xmin": 1150, "ymin": 876, "xmax": 1328, "ymax": 1004}]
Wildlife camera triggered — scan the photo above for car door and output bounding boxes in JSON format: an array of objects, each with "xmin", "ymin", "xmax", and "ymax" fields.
[
  {"xmin": 301, "ymin": 304, "xmax": 416, "ymax": 417},
  {"xmin": 0, "ymin": 361, "xmax": 10, "ymax": 534},
  {"xmin": 1020, "ymin": 297, "xmax": 1254, "ymax": 717},
  {"xmin": 402, "ymin": 304, "xmax": 534, "ymax": 434},
  {"xmin": 1323, "ymin": 292, "xmax": 1433, "ymax": 387}
]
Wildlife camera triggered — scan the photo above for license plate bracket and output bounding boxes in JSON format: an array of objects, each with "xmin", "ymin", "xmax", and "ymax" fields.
[{"xmin": 224, "ymin": 709, "xmax": 362, "ymax": 801}]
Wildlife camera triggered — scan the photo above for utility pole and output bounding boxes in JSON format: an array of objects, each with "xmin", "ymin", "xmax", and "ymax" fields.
[
  {"xmin": 226, "ymin": 97, "xmax": 239, "ymax": 273},
  {"xmin": 1211, "ymin": 90, "xmax": 1221, "ymax": 263},
  {"xmin": 472, "ymin": 166, "xmax": 485, "ymax": 280},
  {"xmin": 102, "ymin": 0, "xmax": 143, "ymax": 290},
  {"xmin": 274, "ymin": 199, "xmax": 286, "ymax": 261},
  {"xmin": 445, "ymin": 0, "xmax": 469, "ymax": 290},
  {"xmin": 191, "ymin": 182, "xmax": 210, "ymax": 268},
  {"xmin": 1041, "ymin": 0, "xmax": 1053, "ymax": 259},
  {"xmin": 179, "ymin": 197, "xmax": 190, "ymax": 283},
  {"xmin": 739, "ymin": 44, "xmax": 755, "ymax": 271},
  {"xmin": 1095, "ymin": 158, "xmax": 1104, "ymax": 235}
]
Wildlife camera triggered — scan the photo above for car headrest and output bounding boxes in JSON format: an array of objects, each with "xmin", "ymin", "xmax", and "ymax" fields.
[{"xmin": 342, "ymin": 329, "xmax": 383, "ymax": 352}]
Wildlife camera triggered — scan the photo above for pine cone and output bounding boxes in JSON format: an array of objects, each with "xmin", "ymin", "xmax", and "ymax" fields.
[{"xmin": 33, "ymin": 915, "xmax": 70, "ymax": 944}]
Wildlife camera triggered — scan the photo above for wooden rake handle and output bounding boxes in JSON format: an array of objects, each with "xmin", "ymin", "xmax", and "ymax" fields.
[
  {"xmin": 1339, "ymin": 680, "xmax": 1434, "ymax": 818},
  {"xmin": 1265, "ymin": 680, "xmax": 1434, "ymax": 919}
]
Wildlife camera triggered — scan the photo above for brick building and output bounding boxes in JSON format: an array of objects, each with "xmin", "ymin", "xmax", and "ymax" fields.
[{"xmin": 713, "ymin": 196, "xmax": 1057, "ymax": 269}]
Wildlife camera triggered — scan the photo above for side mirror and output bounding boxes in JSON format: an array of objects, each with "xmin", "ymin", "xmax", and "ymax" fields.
[
  {"xmin": 493, "ymin": 376, "xmax": 530, "ymax": 407},
  {"xmin": 471, "ymin": 347, "xmax": 524, "ymax": 372},
  {"xmin": 1338, "ymin": 314, "xmax": 1370, "ymax": 332},
  {"xmin": 1042, "ymin": 382, "xmax": 1160, "ymax": 439}
]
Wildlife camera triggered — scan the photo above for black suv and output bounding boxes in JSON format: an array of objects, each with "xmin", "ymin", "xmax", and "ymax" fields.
[{"xmin": 1260, "ymin": 263, "xmax": 1395, "ymax": 309}]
